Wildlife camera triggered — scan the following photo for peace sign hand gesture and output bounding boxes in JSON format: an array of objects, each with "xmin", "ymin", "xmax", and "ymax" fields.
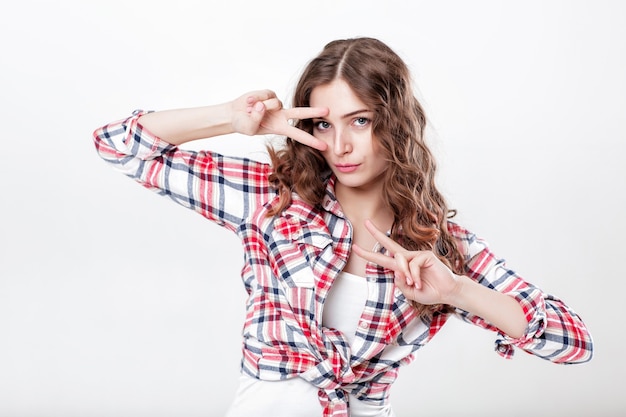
[
  {"xmin": 231, "ymin": 90, "xmax": 329, "ymax": 151},
  {"xmin": 352, "ymin": 220, "xmax": 462, "ymax": 306}
]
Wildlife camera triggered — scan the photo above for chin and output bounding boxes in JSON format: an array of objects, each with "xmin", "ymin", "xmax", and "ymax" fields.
[{"xmin": 335, "ymin": 177, "xmax": 376, "ymax": 190}]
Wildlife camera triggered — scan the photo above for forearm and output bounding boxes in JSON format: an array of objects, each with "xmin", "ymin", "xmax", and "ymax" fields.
[
  {"xmin": 447, "ymin": 275, "xmax": 528, "ymax": 339},
  {"xmin": 138, "ymin": 102, "xmax": 234, "ymax": 146}
]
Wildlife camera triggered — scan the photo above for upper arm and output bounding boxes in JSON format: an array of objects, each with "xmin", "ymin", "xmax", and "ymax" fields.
[{"xmin": 93, "ymin": 111, "xmax": 275, "ymax": 231}]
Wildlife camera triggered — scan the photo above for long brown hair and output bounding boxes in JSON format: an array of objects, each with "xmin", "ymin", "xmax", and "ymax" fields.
[{"xmin": 268, "ymin": 37, "xmax": 464, "ymax": 316}]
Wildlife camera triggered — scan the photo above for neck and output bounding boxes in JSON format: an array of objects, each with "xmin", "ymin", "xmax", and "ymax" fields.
[
  {"xmin": 335, "ymin": 182, "xmax": 392, "ymax": 226},
  {"xmin": 334, "ymin": 181, "xmax": 395, "ymax": 276}
]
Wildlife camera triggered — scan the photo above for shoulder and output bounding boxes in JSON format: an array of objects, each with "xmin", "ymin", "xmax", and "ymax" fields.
[
  {"xmin": 445, "ymin": 220, "xmax": 490, "ymax": 259},
  {"xmin": 445, "ymin": 220, "xmax": 476, "ymax": 243}
]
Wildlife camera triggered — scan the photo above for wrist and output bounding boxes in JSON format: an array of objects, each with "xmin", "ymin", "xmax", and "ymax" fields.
[
  {"xmin": 442, "ymin": 274, "xmax": 470, "ymax": 307},
  {"xmin": 205, "ymin": 102, "xmax": 236, "ymax": 137}
]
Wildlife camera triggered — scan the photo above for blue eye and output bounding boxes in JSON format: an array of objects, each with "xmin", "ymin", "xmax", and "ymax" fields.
[
  {"xmin": 354, "ymin": 117, "xmax": 370, "ymax": 127},
  {"xmin": 315, "ymin": 121, "xmax": 331, "ymax": 131}
]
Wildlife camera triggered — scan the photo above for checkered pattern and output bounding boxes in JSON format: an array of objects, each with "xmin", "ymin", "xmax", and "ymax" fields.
[{"xmin": 94, "ymin": 111, "xmax": 593, "ymax": 416}]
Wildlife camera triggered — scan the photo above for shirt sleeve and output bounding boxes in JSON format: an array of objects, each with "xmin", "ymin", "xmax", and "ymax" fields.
[
  {"xmin": 448, "ymin": 222, "xmax": 593, "ymax": 364},
  {"xmin": 92, "ymin": 110, "xmax": 274, "ymax": 232}
]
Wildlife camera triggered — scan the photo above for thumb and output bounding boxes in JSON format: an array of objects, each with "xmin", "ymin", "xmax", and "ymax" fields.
[
  {"xmin": 394, "ymin": 273, "xmax": 416, "ymax": 295},
  {"xmin": 251, "ymin": 100, "xmax": 265, "ymax": 117},
  {"xmin": 244, "ymin": 101, "xmax": 266, "ymax": 132}
]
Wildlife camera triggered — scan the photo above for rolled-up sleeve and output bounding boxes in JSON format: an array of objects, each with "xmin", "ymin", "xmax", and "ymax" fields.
[
  {"xmin": 93, "ymin": 110, "xmax": 274, "ymax": 232},
  {"xmin": 448, "ymin": 222, "xmax": 593, "ymax": 364}
]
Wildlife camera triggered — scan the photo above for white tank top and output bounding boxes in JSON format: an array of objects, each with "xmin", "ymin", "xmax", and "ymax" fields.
[{"xmin": 322, "ymin": 270, "xmax": 369, "ymax": 345}]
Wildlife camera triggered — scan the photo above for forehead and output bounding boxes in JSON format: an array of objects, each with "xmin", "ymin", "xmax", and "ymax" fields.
[{"xmin": 309, "ymin": 79, "xmax": 369, "ymax": 116}]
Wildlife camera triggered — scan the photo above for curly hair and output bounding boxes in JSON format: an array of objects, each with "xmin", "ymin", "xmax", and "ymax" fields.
[{"xmin": 268, "ymin": 37, "xmax": 464, "ymax": 317}]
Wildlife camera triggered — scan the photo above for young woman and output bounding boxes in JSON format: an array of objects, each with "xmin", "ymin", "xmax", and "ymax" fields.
[{"xmin": 93, "ymin": 37, "xmax": 593, "ymax": 417}]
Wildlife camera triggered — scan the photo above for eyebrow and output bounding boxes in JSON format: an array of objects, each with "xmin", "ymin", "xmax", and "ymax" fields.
[
  {"xmin": 312, "ymin": 109, "xmax": 372, "ymax": 120},
  {"xmin": 342, "ymin": 109, "xmax": 371, "ymax": 118}
]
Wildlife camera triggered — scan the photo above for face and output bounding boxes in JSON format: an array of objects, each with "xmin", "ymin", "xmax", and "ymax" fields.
[{"xmin": 310, "ymin": 79, "xmax": 388, "ymax": 193}]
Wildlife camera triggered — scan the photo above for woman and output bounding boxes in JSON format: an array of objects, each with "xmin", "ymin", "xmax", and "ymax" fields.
[{"xmin": 93, "ymin": 37, "xmax": 592, "ymax": 417}]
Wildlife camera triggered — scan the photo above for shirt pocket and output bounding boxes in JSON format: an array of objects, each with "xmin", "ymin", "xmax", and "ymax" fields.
[{"xmin": 272, "ymin": 215, "xmax": 333, "ymax": 289}]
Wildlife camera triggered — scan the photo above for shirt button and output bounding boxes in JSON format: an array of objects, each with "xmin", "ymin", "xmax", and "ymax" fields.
[
  {"xmin": 498, "ymin": 345, "xmax": 508, "ymax": 353},
  {"xmin": 359, "ymin": 320, "xmax": 368, "ymax": 329}
]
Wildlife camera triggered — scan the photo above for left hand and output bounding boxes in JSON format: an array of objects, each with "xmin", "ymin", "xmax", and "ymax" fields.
[{"xmin": 352, "ymin": 220, "xmax": 461, "ymax": 305}]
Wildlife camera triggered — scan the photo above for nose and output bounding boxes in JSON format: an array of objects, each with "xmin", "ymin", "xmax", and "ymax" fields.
[{"xmin": 332, "ymin": 129, "xmax": 352, "ymax": 156}]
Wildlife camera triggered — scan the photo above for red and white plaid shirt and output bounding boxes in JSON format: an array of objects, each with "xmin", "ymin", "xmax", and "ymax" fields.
[{"xmin": 93, "ymin": 111, "xmax": 593, "ymax": 416}]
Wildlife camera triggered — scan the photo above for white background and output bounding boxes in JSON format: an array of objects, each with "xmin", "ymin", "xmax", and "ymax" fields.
[{"xmin": 1, "ymin": 0, "xmax": 625, "ymax": 416}]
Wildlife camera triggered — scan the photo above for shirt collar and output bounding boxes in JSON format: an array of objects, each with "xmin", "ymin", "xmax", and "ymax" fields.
[{"xmin": 321, "ymin": 175, "xmax": 346, "ymax": 218}]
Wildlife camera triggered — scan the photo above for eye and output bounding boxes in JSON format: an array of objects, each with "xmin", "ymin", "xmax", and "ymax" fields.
[
  {"xmin": 314, "ymin": 120, "xmax": 331, "ymax": 131},
  {"xmin": 353, "ymin": 117, "xmax": 370, "ymax": 127}
]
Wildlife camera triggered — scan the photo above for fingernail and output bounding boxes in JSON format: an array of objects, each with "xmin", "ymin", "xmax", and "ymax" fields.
[{"xmin": 254, "ymin": 102, "xmax": 264, "ymax": 112}]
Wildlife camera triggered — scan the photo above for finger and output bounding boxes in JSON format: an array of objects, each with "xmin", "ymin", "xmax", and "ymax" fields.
[
  {"xmin": 408, "ymin": 257, "xmax": 424, "ymax": 290},
  {"xmin": 363, "ymin": 219, "xmax": 406, "ymax": 255},
  {"xmin": 394, "ymin": 274, "xmax": 416, "ymax": 299},
  {"xmin": 395, "ymin": 252, "xmax": 414, "ymax": 286},
  {"xmin": 247, "ymin": 99, "xmax": 266, "ymax": 114},
  {"xmin": 245, "ymin": 90, "xmax": 277, "ymax": 112},
  {"xmin": 285, "ymin": 126, "xmax": 328, "ymax": 151},
  {"xmin": 352, "ymin": 243, "xmax": 399, "ymax": 272},
  {"xmin": 262, "ymin": 98, "xmax": 283, "ymax": 112},
  {"xmin": 284, "ymin": 106, "xmax": 329, "ymax": 121},
  {"xmin": 247, "ymin": 89, "xmax": 276, "ymax": 103}
]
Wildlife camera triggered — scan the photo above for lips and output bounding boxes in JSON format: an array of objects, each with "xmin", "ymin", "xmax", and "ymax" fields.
[{"xmin": 335, "ymin": 164, "xmax": 360, "ymax": 173}]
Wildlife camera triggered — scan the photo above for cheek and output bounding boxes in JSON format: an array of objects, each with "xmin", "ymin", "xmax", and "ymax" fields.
[
  {"xmin": 319, "ymin": 149, "xmax": 333, "ymax": 165},
  {"xmin": 313, "ymin": 130, "xmax": 332, "ymax": 145},
  {"xmin": 371, "ymin": 140, "xmax": 389, "ymax": 169},
  {"xmin": 370, "ymin": 136, "xmax": 385, "ymax": 157}
]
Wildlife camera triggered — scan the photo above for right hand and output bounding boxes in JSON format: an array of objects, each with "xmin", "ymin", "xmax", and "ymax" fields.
[{"xmin": 231, "ymin": 90, "xmax": 329, "ymax": 151}]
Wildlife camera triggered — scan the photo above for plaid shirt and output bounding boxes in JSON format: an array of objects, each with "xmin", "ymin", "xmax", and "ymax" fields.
[{"xmin": 94, "ymin": 111, "xmax": 593, "ymax": 416}]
